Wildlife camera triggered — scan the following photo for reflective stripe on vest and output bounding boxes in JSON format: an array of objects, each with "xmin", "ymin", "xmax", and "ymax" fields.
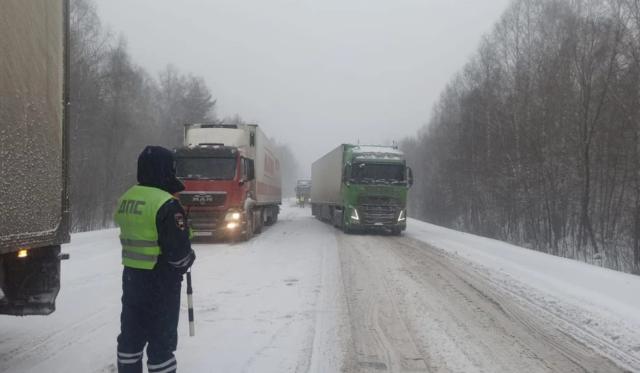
[{"xmin": 114, "ymin": 185, "xmax": 174, "ymax": 270}]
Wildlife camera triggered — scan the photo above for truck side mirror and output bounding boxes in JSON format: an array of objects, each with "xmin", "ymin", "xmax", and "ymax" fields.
[{"xmin": 407, "ymin": 167, "xmax": 414, "ymax": 188}]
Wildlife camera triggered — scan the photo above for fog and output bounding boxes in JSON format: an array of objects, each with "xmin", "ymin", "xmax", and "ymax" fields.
[{"xmin": 97, "ymin": 0, "xmax": 510, "ymax": 173}]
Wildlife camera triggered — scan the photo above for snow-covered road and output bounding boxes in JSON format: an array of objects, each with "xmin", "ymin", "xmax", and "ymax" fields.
[{"xmin": 1, "ymin": 203, "xmax": 640, "ymax": 372}]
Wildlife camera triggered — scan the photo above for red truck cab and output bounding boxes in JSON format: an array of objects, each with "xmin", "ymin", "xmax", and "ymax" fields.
[
  {"xmin": 174, "ymin": 123, "xmax": 281, "ymax": 241},
  {"xmin": 175, "ymin": 146, "xmax": 254, "ymax": 239}
]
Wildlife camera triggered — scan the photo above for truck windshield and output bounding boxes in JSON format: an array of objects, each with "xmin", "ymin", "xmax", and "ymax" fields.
[
  {"xmin": 175, "ymin": 157, "xmax": 237, "ymax": 180},
  {"xmin": 350, "ymin": 163, "xmax": 405, "ymax": 185}
]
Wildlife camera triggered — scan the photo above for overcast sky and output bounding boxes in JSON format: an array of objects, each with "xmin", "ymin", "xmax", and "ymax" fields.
[{"xmin": 97, "ymin": 0, "xmax": 510, "ymax": 173}]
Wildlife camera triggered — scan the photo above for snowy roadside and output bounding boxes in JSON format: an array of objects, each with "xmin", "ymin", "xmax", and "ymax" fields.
[
  {"xmin": 0, "ymin": 204, "xmax": 347, "ymax": 373},
  {"xmin": 178, "ymin": 205, "xmax": 348, "ymax": 373},
  {"xmin": 406, "ymin": 218, "xmax": 640, "ymax": 370}
]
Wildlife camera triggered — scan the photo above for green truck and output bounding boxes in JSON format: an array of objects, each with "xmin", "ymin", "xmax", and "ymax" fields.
[{"xmin": 311, "ymin": 145, "xmax": 413, "ymax": 235}]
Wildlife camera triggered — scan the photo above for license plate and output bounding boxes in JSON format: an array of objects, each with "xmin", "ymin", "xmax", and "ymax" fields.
[
  {"xmin": 193, "ymin": 231, "xmax": 213, "ymax": 237},
  {"xmin": 374, "ymin": 223, "xmax": 384, "ymax": 226}
]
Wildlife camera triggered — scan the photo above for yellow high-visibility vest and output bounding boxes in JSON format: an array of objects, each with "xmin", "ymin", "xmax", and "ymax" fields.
[{"xmin": 114, "ymin": 185, "xmax": 173, "ymax": 270}]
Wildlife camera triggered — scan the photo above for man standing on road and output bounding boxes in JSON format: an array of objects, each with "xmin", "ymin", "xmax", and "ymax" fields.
[{"xmin": 115, "ymin": 146, "xmax": 195, "ymax": 373}]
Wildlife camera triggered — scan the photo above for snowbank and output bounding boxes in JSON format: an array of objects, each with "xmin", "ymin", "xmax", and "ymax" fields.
[
  {"xmin": 407, "ymin": 219, "xmax": 640, "ymax": 322},
  {"xmin": 407, "ymin": 218, "xmax": 640, "ymax": 368}
]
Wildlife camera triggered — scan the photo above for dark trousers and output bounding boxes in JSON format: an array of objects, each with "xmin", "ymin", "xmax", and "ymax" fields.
[{"xmin": 117, "ymin": 267, "xmax": 181, "ymax": 373}]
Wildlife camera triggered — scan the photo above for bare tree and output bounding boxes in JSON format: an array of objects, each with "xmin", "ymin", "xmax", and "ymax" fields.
[{"xmin": 403, "ymin": 0, "xmax": 640, "ymax": 273}]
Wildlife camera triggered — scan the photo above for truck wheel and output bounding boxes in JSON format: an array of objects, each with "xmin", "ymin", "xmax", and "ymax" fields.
[
  {"xmin": 391, "ymin": 227, "xmax": 402, "ymax": 236},
  {"xmin": 242, "ymin": 211, "xmax": 254, "ymax": 241},
  {"xmin": 265, "ymin": 207, "xmax": 278, "ymax": 226},
  {"xmin": 264, "ymin": 207, "xmax": 273, "ymax": 226},
  {"xmin": 254, "ymin": 209, "xmax": 263, "ymax": 234}
]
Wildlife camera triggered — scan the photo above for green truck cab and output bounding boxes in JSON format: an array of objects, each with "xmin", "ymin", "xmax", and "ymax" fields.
[{"xmin": 311, "ymin": 145, "xmax": 413, "ymax": 235}]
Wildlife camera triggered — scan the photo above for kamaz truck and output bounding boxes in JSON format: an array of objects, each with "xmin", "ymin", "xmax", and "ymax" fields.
[
  {"xmin": 311, "ymin": 145, "xmax": 413, "ymax": 235},
  {"xmin": 0, "ymin": 0, "xmax": 70, "ymax": 315},
  {"xmin": 174, "ymin": 124, "xmax": 282, "ymax": 240}
]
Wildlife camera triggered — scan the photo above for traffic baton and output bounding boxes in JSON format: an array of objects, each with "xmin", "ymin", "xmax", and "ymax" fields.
[{"xmin": 186, "ymin": 269, "xmax": 195, "ymax": 337}]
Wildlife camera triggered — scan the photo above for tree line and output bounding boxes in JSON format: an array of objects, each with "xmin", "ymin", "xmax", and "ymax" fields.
[
  {"xmin": 69, "ymin": 0, "xmax": 298, "ymax": 232},
  {"xmin": 401, "ymin": 0, "xmax": 640, "ymax": 274}
]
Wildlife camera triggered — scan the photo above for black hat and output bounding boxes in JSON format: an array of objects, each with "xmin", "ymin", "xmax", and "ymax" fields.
[{"xmin": 137, "ymin": 146, "xmax": 184, "ymax": 194}]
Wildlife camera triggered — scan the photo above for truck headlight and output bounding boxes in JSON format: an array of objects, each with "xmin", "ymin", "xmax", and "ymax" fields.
[
  {"xmin": 227, "ymin": 222, "xmax": 239, "ymax": 229},
  {"xmin": 225, "ymin": 211, "xmax": 242, "ymax": 221},
  {"xmin": 350, "ymin": 208, "xmax": 360, "ymax": 221},
  {"xmin": 398, "ymin": 210, "xmax": 406, "ymax": 222},
  {"xmin": 17, "ymin": 248, "xmax": 29, "ymax": 259}
]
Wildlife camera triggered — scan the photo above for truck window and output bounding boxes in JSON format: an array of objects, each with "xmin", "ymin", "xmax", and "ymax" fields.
[
  {"xmin": 239, "ymin": 158, "xmax": 255, "ymax": 181},
  {"xmin": 350, "ymin": 163, "xmax": 406, "ymax": 185},
  {"xmin": 175, "ymin": 157, "xmax": 237, "ymax": 180},
  {"xmin": 243, "ymin": 158, "xmax": 255, "ymax": 180}
]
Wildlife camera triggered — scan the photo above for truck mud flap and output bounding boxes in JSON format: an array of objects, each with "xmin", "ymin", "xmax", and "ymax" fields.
[{"xmin": 0, "ymin": 245, "xmax": 63, "ymax": 316}]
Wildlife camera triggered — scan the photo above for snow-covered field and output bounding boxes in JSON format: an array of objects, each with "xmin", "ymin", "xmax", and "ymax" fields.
[{"xmin": 1, "ymin": 203, "xmax": 640, "ymax": 372}]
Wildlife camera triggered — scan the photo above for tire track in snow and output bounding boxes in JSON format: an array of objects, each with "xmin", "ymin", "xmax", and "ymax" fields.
[
  {"xmin": 337, "ymin": 234, "xmax": 428, "ymax": 372},
  {"xmin": 335, "ymin": 231, "xmax": 632, "ymax": 372},
  {"xmin": 388, "ymin": 236, "xmax": 634, "ymax": 372}
]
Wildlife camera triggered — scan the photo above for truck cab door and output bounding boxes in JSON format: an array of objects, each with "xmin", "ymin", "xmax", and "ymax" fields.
[{"xmin": 342, "ymin": 164, "xmax": 350, "ymax": 185}]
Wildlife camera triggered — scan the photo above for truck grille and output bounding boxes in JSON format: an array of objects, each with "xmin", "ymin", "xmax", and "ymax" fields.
[
  {"xmin": 187, "ymin": 210, "xmax": 224, "ymax": 231},
  {"xmin": 179, "ymin": 192, "xmax": 227, "ymax": 207},
  {"xmin": 359, "ymin": 204, "xmax": 399, "ymax": 225},
  {"xmin": 358, "ymin": 196, "xmax": 399, "ymax": 206}
]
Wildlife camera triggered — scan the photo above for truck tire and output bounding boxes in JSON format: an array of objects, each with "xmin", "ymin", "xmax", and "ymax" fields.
[
  {"xmin": 254, "ymin": 209, "xmax": 263, "ymax": 234},
  {"xmin": 242, "ymin": 211, "xmax": 254, "ymax": 241},
  {"xmin": 265, "ymin": 206, "xmax": 278, "ymax": 226},
  {"xmin": 391, "ymin": 227, "xmax": 402, "ymax": 236},
  {"xmin": 332, "ymin": 208, "xmax": 343, "ymax": 228}
]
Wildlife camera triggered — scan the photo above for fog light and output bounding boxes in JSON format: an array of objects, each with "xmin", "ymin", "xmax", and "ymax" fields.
[
  {"xmin": 17, "ymin": 249, "xmax": 29, "ymax": 258},
  {"xmin": 227, "ymin": 222, "xmax": 239, "ymax": 229}
]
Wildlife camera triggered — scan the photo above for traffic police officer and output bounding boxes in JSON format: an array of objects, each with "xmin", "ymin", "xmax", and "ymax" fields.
[{"xmin": 115, "ymin": 146, "xmax": 195, "ymax": 373}]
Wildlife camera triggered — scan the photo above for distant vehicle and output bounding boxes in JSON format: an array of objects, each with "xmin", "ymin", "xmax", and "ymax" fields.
[
  {"xmin": 311, "ymin": 144, "xmax": 413, "ymax": 235},
  {"xmin": 295, "ymin": 179, "xmax": 311, "ymax": 207},
  {"xmin": 0, "ymin": 0, "xmax": 70, "ymax": 315},
  {"xmin": 174, "ymin": 124, "xmax": 282, "ymax": 240}
]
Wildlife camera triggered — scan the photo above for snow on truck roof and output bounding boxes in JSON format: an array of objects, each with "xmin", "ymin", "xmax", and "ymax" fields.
[
  {"xmin": 351, "ymin": 145, "xmax": 404, "ymax": 159},
  {"xmin": 352, "ymin": 145, "xmax": 403, "ymax": 154}
]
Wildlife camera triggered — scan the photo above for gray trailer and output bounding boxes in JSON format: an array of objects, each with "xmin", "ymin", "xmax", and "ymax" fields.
[
  {"xmin": 0, "ymin": 0, "xmax": 70, "ymax": 315},
  {"xmin": 310, "ymin": 145, "xmax": 345, "ymax": 206}
]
